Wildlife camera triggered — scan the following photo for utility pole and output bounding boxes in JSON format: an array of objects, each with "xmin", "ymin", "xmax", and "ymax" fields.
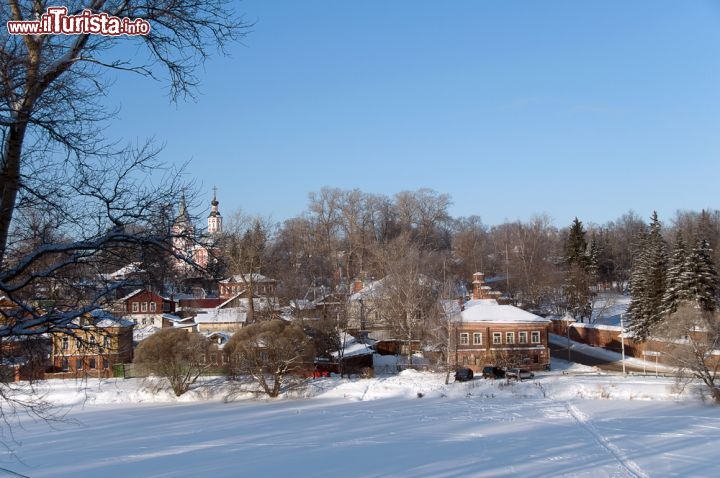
[
  {"xmin": 566, "ymin": 315, "xmax": 575, "ymax": 362},
  {"xmin": 505, "ymin": 242, "xmax": 510, "ymax": 296},
  {"xmin": 620, "ymin": 313, "xmax": 626, "ymax": 375}
]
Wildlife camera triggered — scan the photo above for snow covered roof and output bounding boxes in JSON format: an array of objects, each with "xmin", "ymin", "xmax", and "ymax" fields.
[
  {"xmin": 458, "ymin": 301, "xmax": 550, "ymax": 324},
  {"xmin": 133, "ymin": 326, "xmax": 160, "ymax": 342},
  {"xmin": 350, "ymin": 279, "xmax": 385, "ymax": 301},
  {"xmin": 331, "ymin": 334, "xmax": 374, "ymax": 359},
  {"xmin": 290, "ymin": 299, "xmax": 315, "ymax": 310},
  {"xmin": 116, "ymin": 289, "xmax": 144, "ymax": 303},
  {"xmin": 100, "ymin": 263, "xmax": 143, "ymax": 281},
  {"xmin": 219, "ymin": 273, "xmax": 275, "ymax": 284},
  {"xmin": 81, "ymin": 309, "xmax": 134, "ymax": 328},
  {"xmin": 464, "ymin": 298, "xmax": 500, "ymax": 308},
  {"xmin": 161, "ymin": 313, "xmax": 185, "ymax": 322},
  {"xmin": 193, "ymin": 307, "xmax": 247, "ymax": 324}
]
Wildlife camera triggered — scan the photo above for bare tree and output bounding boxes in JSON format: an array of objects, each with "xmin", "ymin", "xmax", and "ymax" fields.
[
  {"xmin": 1, "ymin": 0, "xmax": 248, "ymax": 263},
  {"xmin": 225, "ymin": 320, "xmax": 315, "ymax": 398},
  {"xmin": 507, "ymin": 215, "xmax": 561, "ymax": 309},
  {"xmin": 134, "ymin": 328, "xmax": 211, "ymax": 396},
  {"xmin": 217, "ymin": 214, "xmax": 275, "ymax": 322},
  {"xmin": 658, "ymin": 305, "xmax": 720, "ymax": 402},
  {"xmin": 0, "ymin": 0, "xmax": 247, "ymax": 333},
  {"xmin": 0, "ymin": 0, "xmax": 247, "ymax": 430},
  {"xmin": 372, "ymin": 233, "xmax": 441, "ymax": 365},
  {"xmin": 451, "ymin": 215, "xmax": 489, "ymax": 279}
]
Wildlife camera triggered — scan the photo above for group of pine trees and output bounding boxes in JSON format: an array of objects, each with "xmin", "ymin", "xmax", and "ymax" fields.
[
  {"xmin": 563, "ymin": 218, "xmax": 599, "ymax": 321},
  {"xmin": 628, "ymin": 212, "xmax": 719, "ymax": 340}
]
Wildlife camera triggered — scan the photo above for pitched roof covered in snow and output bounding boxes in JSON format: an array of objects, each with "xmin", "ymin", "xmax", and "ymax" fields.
[
  {"xmin": 192, "ymin": 307, "xmax": 247, "ymax": 325},
  {"xmin": 219, "ymin": 273, "xmax": 275, "ymax": 284},
  {"xmin": 349, "ymin": 279, "xmax": 386, "ymax": 302},
  {"xmin": 100, "ymin": 263, "xmax": 143, "ymax": 281},
  {"xmin": 457, "ymin": 300, "xmax": 550, "ymax": 324},
  {"xmin": 75, "ymin": 309, "xmax": 135, "ymax": 328},
  {"xmin": 331, "ymin": 334, "xmax": 375, "ymax": 359}
]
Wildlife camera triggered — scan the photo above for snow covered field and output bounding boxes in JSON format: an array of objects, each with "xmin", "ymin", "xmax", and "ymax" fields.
[{"xmin": 1, "ymin": 362, "xmax": 719, "ymax": 477}]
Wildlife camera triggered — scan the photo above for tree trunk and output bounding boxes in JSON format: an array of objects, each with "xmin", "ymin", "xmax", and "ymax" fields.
[
  {"xmin": 710, "ymin": 384, "xmax": 720, "ymax": 403},
  {"xmin": 270, "ymin": 375, "xmax": 281, "ymax": 397},
  {"xmin": 0, "ymin": 122, "xmax": 28, "ymax": 264},
  {"xmin": 247, "ymin": 278, "xmax": 255, "ymax": 323}
]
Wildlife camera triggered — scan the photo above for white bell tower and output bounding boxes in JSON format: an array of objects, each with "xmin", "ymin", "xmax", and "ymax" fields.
[{"xmin": 207, "ymin": 187, "xmax": 222, "ymax": 234}]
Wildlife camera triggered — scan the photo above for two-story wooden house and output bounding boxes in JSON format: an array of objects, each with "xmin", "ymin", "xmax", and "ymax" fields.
[
  {"xmin": 218, "ymin": 274, "xmax": 277, "ymax": 299},
  {"xmin": 114, "ymin": 289, "xmax": 175, "ymax": 327},
  {"xmin": 50, "ymin": 310, "xmax": 134, "ymax": 377}
]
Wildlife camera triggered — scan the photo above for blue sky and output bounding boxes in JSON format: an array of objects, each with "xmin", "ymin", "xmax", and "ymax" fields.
[{"xmin": 108, "ymin": 0, "xmax": 720, "ymax": 227}]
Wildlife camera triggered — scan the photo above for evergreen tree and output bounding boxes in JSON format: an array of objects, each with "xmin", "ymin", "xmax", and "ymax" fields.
[
  {"xmin": 627, "ymin": 212, "xmax": 667, "ymax": 340},
  {"xmin": 587, "ymin": 236, "xmax": 600, "ymax": 281},
  {"xmin": 661, "ymin": 233, "xmax": 689, "ymax": 317},
  {"xmin": 563, "ymin": 218, "xmax": 594, "ymax": 321},
  {"xmin": 565, "ymin": 218, "xmax": 590, "ymax": 269},
  {"xmin": 681, "ymin": 238, "xmax": 719, "ymax": 312}
]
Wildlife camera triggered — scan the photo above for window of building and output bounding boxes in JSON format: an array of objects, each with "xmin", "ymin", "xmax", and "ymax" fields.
[
  {"xmin": 210, "ymin": 353, "xmax": 217, "ymax": 364},
  {"xmin": 142, "ymin": 317, "xmax": 147, "ymax": 325},
  {"xmin": 141, "ymin": 302, "xmax": 148, "ymax": 312},
  {"xmin": 103, "ymin": 358, "xmax": 109, "ymax": 369},
  {"xmin": 132, "ymin": 302, "xmax": 139, "ymax": 312},
  {"xmin": 89, "ymin": 335, "xmax": 96, "ymax": 347},
  {"xmin": 473, "ymin": 333, "xmax": 482, "ymax": 345},
  {"xmin": 460, "ymin": 333, "xmax": 469, "ymax": 345},
  {"xmin": 61, "ymin": 358, "xmax": 69, "ymax": 371},
  {"xmin": 492, "ymin": 332, "xmax": 502, "ymax": 344},
  {"xmin": 531, "ymin": 331, "xmax": 541, "ymax": 344},
  {"xmin": 61, "ymin": 337, "xmax": 69, "ymax": 350},
  {"xmin": 76, "ymin": 358, "xmax": 84, "ymax": 370},
  {"xmin": 519, "ymin": 331, "xmax": 528, "ymax": 344},
  {"xmin": 89, "ymin": 358, "xmax": 96, "ymax": 369},
  {"xmin": 149, "ymin": 302, "xmax": 157, "ymax": 312},
  {"xmin": 506, "ymin": 332, "xmax": 515, "ymax": 344},
  {"xmin": 103, "ymin": 336, "xmax": 110, "ymax": 349}
]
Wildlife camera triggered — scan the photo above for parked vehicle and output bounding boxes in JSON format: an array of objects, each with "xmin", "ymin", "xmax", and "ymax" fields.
[
  {"xmin": 454, "ymin": 367, "xmax": 474, "ymax": 382},
  {"xmin": 506, "ymin": 368, "xmax": 535, "ymax": 380},
  {"xmin": 482, "ymin": 366, "xmax": 505, "ymax": 379}
]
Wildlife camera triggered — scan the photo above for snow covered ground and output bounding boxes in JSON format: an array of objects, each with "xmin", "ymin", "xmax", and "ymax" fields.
[
  {"xmin": 1, "ymin": 362, "xmax": 719, "ymax": 477},
  {"xmin": 590, "ymin": 293, "xmax": 631, "ymax": 326}
]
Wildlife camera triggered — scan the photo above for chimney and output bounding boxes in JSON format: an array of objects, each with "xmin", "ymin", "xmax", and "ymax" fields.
[
  {"xmin": 352, "ymin": 278, "xmax": 363, "ymax": 294},
  {"xmin": 472, "ymin": 272, "xmax": 485, "ymax": 300}
]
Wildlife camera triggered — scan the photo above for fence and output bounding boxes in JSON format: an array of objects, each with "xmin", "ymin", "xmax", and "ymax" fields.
[{"xmin": 111, "ymin": 363, "xmax": 228, "ymax": 379}]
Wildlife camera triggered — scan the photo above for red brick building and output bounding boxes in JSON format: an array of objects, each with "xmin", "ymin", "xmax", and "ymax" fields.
[{"xmin": 449, "ymin": 273, "xmax": 551, "ymax": 371}]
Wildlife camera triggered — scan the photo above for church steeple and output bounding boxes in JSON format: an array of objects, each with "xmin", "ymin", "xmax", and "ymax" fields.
[
  {"xmin": 207, "ymin": 187, "xmax": 222, "ymax": 234},
  {"xmin": 174, "ymin": 191, "xmax": 192, "ymax": 229}
]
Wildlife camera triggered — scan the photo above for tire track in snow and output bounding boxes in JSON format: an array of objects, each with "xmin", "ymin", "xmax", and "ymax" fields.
[{"xmin": 565, "ymin": 402, "xmax": 648, "ymax": 478}]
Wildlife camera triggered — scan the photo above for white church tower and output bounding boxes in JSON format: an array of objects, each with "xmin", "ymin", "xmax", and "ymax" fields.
[{"xmin": 207, "ymin": 187, "xmax": 222, "ymax": 234}]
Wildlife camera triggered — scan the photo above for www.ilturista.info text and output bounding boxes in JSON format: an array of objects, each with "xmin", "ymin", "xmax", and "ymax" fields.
[{"xmin": 7, "ymin": 7, "xmax": 150, "ymax": 36}]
